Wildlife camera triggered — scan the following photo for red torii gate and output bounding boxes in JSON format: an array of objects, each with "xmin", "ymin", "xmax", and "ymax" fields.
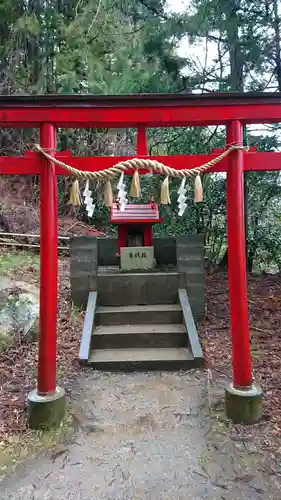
[{"xmin": 1, "ymin": 92, "xmax": 281, "ymax": 427}]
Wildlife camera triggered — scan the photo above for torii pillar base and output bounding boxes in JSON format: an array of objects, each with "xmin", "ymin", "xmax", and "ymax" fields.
[
  {"xmin": 28, "ymin": 387, "xmax": 66, "ymax": 430},
  {"xmin": 225, "ymin": 383, "xmax": 262, "ymax": 425}
]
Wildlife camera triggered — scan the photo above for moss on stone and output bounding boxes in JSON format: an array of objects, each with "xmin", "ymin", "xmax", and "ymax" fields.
[
  {"xmin": 225, "ymin": 383, "xmax": 262, "ymax": 425},
  {"xmin": 28, "ymin": 387, "xmax": 66, "ymax": 430}
]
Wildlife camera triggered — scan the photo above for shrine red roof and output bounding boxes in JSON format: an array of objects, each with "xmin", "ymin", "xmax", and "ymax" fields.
[{"xmin": 110, "ymin": 203, "xmax": 161, "ymax": 224}]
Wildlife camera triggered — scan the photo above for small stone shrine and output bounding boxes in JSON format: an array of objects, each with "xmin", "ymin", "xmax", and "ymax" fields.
[{"xmin": 110, "ymin": 201, "xmax": 161, "ymax": 271}]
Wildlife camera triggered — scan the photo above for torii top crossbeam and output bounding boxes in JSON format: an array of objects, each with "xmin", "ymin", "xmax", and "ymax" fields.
[
  {"xmin": 1, "ymin": 92, "xmax": 280, "ymax": 428},
  {"xmin": 0, "ymin": 92, "xmax": 281, "ymax": 127}
]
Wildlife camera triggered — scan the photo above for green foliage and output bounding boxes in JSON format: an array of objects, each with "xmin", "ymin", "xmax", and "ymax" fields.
[
  {"xmin": 0, "ymin": 0, "xmax": 281, "ymax": 272},
  {"xmin": 0, "ymin": 251, "xmax": 39, "ymax": 275},
  {"xmin": 0, "ymin": 0, "xmax": 186, "ymax": 95},
  {"xmin": 176, "ymin": 0, "xmax": 281, "ymax": 92}
]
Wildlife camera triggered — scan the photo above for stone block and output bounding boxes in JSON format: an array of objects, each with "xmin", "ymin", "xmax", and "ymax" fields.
[
  {"xmin": 176, "ymin": 235, "xmax": 205, "ymax": 320},
  {"xmin": 70, "ymin": 237, "xmax": 98, "ymax": 307},
  {"xmin": 225, "ymin": 383, "xmax": 263, "ymax": 424},
  {"xmin": 97, "ymin": 272, "xmax": 179, "ymax": 306},
  {"xmin": 28, "ymin": 387, "xmax": 66, "ymax": 429},
  {"xmin": 120, "ymin": 246, "xmax": 154, "ymax": 271}
]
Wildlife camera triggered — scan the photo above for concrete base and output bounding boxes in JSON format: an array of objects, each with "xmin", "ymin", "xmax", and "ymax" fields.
[
  {"xmin": 225, "ymin": 383, "xmax": 262, "ymax": 425},
  {"xmin": 28, "ymin": 386, "xmax": 66, "ymax": 430}
]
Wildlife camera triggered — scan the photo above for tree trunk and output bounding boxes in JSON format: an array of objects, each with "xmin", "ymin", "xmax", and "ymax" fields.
[
  {"xmin": 218, "ymin": 248, "xmax": 228, "ymax": 269},
  {"xmin": 273, "ymin": 0, "xmax": 281, "ymax": 90},
  {"xmin": 247, "ymin": 240, "xmax": 259, "ymax": 273},
  {"xmin": 26, "ymin": 0, "xmax": 41, "ymax": 88},
  {"xmin": 224, "ymin": 0, "xmax": 244, "ymax": 91},
  {"xmin": 243, "ymin": 126, "xmax": 248, "ymax": 267},
  {"xmin": 219, "ymin": 1, "xmax": 246, "ymax": 270}
]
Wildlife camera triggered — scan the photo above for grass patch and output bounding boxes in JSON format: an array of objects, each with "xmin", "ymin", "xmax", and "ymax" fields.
[
  {"xmin": 0, "ymin": 251, "xmax": 39, "ymax": 276},
  {"xmin": 57, "ymin": 363, "xmax": 67, "ymax": 380},
  {"xmin": 0, "ymin": 250, "xmax": 40, "ymax": 354},
  {"xmin": 197, "ymin": 454, "xmax": 209, "ymax": 469},
  {"xmin": 0, "ymin": 332, "xmax": 14, "ymax": 351},
  {"xmin": 70, "ymin": 303, "xmax": 83, "ymax": 327},
  {"xmin": 0, "ymin": 410, "xmax": 74, "ymax": 479}
]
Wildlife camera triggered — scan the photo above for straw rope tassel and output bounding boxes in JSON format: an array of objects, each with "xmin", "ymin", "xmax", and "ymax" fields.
[
  {"xmin": 69, "ymin": 179, "xmax": 81, "ymax": 206},
  {"xmin": 130, "ymin": 169, "xmax": 141, "ymax": 197},
  {"xmin": 103, "ymin": 180, "xmax": 113, "ymax": 207},
  {"xmin": 161, "ymin": 176, "xmax": 171, "ymax": 205},
  {"xmin": 194, "ymin": 175, "xmax": 203, "ymax": 203}
]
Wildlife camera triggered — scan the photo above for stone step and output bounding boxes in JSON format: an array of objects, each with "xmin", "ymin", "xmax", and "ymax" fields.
[
  {"xmin": 88, "ymin": 347, "xmax": 196, "ymax": 371},
  {"xmin": 92, "ymin": 324, "xmax": 188, "ymax": 349},
  {"xmin": 97, "ymin": 272, "xmax": 180, "ymax": 306},
  {"xmin": 95, "ymin": 304, "xmax": 183, "ymax": 326}
]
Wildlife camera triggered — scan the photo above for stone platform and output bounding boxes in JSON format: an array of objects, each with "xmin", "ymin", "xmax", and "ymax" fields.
[{"xmin": 71, "ymin": 235, "xmax": 205, "ymax": 371}]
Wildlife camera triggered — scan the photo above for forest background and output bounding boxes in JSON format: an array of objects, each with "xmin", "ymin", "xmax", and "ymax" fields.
[{"xmin": 1, "ymin": 0, "xmax": 281, "ymax": 272}]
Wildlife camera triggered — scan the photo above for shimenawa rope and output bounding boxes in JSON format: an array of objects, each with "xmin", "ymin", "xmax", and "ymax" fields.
[
  {"xmin": 34, "ymin": 143, "xmax": 249, "ymax": 207},
  {"xmin": 34, "ymin": 143, "xmax": 249, "ymax": 180}
]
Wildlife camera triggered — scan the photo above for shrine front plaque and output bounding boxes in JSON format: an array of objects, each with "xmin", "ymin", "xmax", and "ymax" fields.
[{"xmin": 120, "ymin": 246, "xmax": 154, "ymax": 271}]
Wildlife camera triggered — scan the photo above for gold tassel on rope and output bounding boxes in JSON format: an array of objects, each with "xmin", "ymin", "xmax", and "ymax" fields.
[
  {"xmin": 194, "ymin": 175, "xmax": 203, "ymax": 203},
  {"xmin": 161, "ymin": 176, "xmax": 171, "ymax": 205},
  {"xmin": 69, "ymin": 179, "xmax": 81, "ymax": 206},
  {"xmin": 130, "ymin": 169, "xmax": 141, "ymax": 198},
  {"xmin": 103, "ymin": 180, "xmax": 113, "ymax": 207}
]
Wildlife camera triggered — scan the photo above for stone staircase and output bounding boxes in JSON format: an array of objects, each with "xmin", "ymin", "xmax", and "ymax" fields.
[
  {"xmin": 79, "ymin": 271, "xmax": 204, "ymax": 371},
  {"xmin": 89, "ymin": 304, "xmax": 195, "ymax": 370},
  {"xmin": 72, "ymin": 234, "xmax": 205, "ymax": 371}
]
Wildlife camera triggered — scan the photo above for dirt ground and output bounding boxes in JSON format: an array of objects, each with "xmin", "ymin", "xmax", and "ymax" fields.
[
  {"xmin": 1, "ymin": 249, "xmax": 281, "ymax": 498},
  {"xmin": 200, "ymin": 272, "xmax": 281, "ymax": 430},
  {"xmin": 1, "ymin": 370, "xmax": 281, "ymax": 500}
]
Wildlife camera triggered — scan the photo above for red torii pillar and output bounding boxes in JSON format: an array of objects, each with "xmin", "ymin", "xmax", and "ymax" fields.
[
  {"xmin": 27, "ymin": 123, "xmax": 65, "ymax": 429},
  {"xmin": 225, "ymin": 120, "xmax": 262, "ymax": 424}
]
